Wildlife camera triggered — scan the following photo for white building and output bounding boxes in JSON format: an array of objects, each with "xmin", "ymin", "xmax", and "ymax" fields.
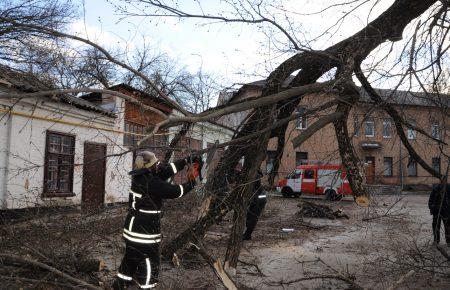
[
  {"xmin": 0, "ymin": 66, "xmax": 131, "ymax": 209},
  {"xmin": 0, "ymin": 68, "xmax": 233, "ymax": 210}
]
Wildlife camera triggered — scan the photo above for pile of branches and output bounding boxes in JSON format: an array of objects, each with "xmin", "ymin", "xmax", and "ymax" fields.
[{"xmin": 297, "ymin": 201, "xmax": 349, "ymax": 220}]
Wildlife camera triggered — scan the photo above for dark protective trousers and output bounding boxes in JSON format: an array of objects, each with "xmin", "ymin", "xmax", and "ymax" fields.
[
  {"xmin": 244, "ymin": 197, "xmax": 267, "ymax": 238},
  {"xmin": 432, "ymin": 214, "xmax": 450, "ymax": 244},
  {"xmin": 117, "ymin": 241, "xmax": 160, "ymax": 288}
]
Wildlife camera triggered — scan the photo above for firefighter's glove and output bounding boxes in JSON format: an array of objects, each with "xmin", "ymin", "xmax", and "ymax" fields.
[{"xmin": 187, "ymin": 164, "xmax": 199, "ymax": 181}]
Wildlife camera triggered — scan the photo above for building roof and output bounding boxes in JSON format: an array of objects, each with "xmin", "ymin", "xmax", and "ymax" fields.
[
  {"xmin": 227, "ymin": 77, "xmax": 450, "ymax": 108},
  {"xmin": 109, "ymin": 83, "xmax": 175, "ymax": 113},
  {"xmin": 358, "ymin": 87, "xmax": 450, "ymax": 108},
  {"xmin": 0, "ymin": 65, "xmax": 115, "ymax": 117}
]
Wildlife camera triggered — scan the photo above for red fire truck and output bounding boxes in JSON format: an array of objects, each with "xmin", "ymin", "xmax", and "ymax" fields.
[{"xmin": 276, "ymin": 164, "xmax": 352, "ymax": 200}]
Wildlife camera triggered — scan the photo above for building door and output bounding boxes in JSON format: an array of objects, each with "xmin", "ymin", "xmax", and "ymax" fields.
[
  {"xmin": 365, "ymin": 156, "xmax": 375, "ymax": 184},
  {"xmin": 82, "ymin": 143, "xmax": 107, "ymax": 207}
]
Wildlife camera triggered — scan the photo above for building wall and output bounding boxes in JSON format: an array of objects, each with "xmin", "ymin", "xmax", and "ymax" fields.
[
  {"xmin": 168, "ymin": 114, "xmax": 234, "ymax": 183},
  {"xmin": 0, "ymin": 93, "xmax": 132, "ymax": 209},
  {"xmin": 268, "ymin": 94, "xmax": 449, "ymax": 187},
  {"xmin": 220, "ymin": 87, "xmax": 448, "ymax": 187}
]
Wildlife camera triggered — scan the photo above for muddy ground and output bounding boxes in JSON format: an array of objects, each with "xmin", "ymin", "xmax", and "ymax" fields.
[{"xmin": 1, "ymin": 193, "xmax": 450, "ymax": 289}]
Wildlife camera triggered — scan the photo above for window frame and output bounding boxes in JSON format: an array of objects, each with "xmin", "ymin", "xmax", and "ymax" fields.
[
  {"xmin": 124, "ymin": 121, "xmax": 145, "ymax": 147},
  {"xmin": 364, "ymin": 117, "xmax": 375, "ymax": 137},
  {"xmin": 382, "ymin": 118, "xmax": 392, "ymax": 138},
  {"xmin": 353, "ymin": 116, "xmax": 359, "ymax": 136},
  {"xmin": 295, "ymin": 107, "xmax": 308, "ymax": 130},
  {"xmin": 432, "ymin": 157, "xmax": 441, "ymax": 174},
  {"xmin": 407, "ymin": 157, "xmax": 417, "ymax": 177},
  {"xmin": 431, "ymin": 123, "xmax": 441, "ymax": 140},
  {"xmin": 43, "ymin": 131, "xmax": 76, "ymax": 197},
  {"xmin": 383, "ymin": 157, "xmax": 393, "ymax": 177},
  {"xmin": 295, "ymin": 151, "xmax": 308, "ymax": 166},
  {"xmin": 266, "ymin": 150, "xmax": 277, "ymax": 174},
  {"xmin": 407, "ymin": 119, "xmax": 416, "ymax": 140}
]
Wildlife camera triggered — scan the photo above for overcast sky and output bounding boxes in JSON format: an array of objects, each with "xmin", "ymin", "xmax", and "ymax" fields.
[{"xmin": 73, "ymin": 0, "xmax": 413, "ymax": 89}]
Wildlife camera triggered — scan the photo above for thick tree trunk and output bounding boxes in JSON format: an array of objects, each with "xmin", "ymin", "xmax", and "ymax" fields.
[
  {"xmin": 224, "ymin": 118, "xmax": 274, "ymax": 268},
  {"xmin": 163, "ymin": 123, "xmax": 191, "ymax": 162},
  {"xmin": 333, "ymin": 102, "xmax": 368, "ymax": 204},
  {"xmin": 162, "ymin": 0, "xmax": 438, "ymax": 258}
]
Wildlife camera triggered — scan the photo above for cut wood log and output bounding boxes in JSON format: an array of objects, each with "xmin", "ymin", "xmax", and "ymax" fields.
[
  {"xmin": 297, "ymin": 201, "xmax": 349, "ymax": 220},
  {"xmin": 355, "ymin": 195, "xmax": 370, "ymax": 207},
  {"xmin": 387, "ymin": 270, "xmax": 415, "ymax": 290},
  {"xmin": 73, "ymin": 259, "xmax": 106, "ymax": 273}
]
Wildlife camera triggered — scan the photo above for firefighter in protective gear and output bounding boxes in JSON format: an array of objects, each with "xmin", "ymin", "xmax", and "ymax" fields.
[
  {"xmin": 429, "ymin": 183, "xmax": 450, "ymax": 245},
  {"xmin": 243, "ymin": 170, "xmax": 267, "ymax": 240},
  {"xmin": 113, "ymin": 151, "xmax": 199, "ymax": 289},
  {"xmin": 226, "ymin": 169, "xmax": 267, "ymax": 241}
]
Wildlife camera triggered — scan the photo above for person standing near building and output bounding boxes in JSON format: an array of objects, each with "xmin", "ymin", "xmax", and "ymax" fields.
[
  {"xmin": 113, "ymin": 151, "xmax": 199, "ymax": 290},
  {"xmin": 428, "ymin": 182, "xmax": 450, "ymax": 245}
]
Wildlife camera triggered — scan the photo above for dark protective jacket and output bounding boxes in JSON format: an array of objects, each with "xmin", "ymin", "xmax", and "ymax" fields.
[
  {"xmin": 429, "ymin": 183, "xmax": 450, "ymax": 217},
  {"xmin": 123, "ymin": 158, "xmax": 195, "ymax": 244},
  {"xmin": 250, "ymin": 171, "xmax": 266, "ymax": 202}
]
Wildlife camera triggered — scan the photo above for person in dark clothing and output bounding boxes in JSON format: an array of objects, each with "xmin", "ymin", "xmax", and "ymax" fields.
[
  {"xmin": 113, "ymin": 151, "xmax": 199, "ymax": 289},
  {"xmin": 428, "ymin": 183, "xmax": 450, "ymax": 245},
  {"xmin": 243, "ymin": 170, "xmax": 267, "ymax": 240}
]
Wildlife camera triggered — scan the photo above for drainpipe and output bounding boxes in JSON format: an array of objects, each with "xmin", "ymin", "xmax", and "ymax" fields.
[
  {"xmin": 1, "ymin": 111, "xmax": 12, "ymax": 209},
  {"xmin": 399, "ymin": 141, "xmax": 403, "ymax": 192}
]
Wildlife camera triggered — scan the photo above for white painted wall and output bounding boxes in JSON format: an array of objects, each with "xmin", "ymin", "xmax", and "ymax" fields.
[{"xmin": 0, "ymin": 90, "xmax": 132, "ymax": 209}]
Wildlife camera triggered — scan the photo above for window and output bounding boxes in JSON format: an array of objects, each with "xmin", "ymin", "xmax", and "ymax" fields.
[
  {"xmin": 44, "ymin": 131, "xmax": 75, "ymax": 196},
  {"xmin": 296, "ymin": 152, "xmax": 308, "ymax": 166},
  {"xmin": 407, "ymin": 119, "xmax": 416, "ymax": 140},
  {"xmin": 407, "ymin": 157, "xmax": 417, "ymax": 176},
  {"xmin": 383, "ymin": 157, "xmax": 393, "ymax": 177},
  {"xmin": 364, "ymin": 117, "xmax": 375, "ymax": 137},
  {"xmin": 353, "ymin": 116, "xmax": 359, "ymax": 136},
  {"xmin": 304, "ymin": 169, "xmax": 314, "ymax": 179},
  {"xmin": 382, "ymin": 118, "xmax": 392, "ymax": 138},
  {"xmin": 266, "ymin": 151, "xmax": 277, "ymax": 173},
  {"xmin": 124, "ymin": 121, "xmax": 145, "ymax": 147},
  {"xmin": 432, "ymin": 157, "xmax": 441, "ymax": 174},
  {"xmin": 296, "ymin": 107, "xmax": 307, "ymax": 129},
  {"xmin": 431, "ymin": 123, "xmax": 441, "ymax": 140}
]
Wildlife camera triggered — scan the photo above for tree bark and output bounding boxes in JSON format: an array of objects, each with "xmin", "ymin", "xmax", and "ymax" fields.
[
  {"xmin": 164, "ymin": 123, "xmax": 191, "ymax": 162},
  {"xmin": 162, "ymin": 0, "xmax": 439, "ymax": 259}
]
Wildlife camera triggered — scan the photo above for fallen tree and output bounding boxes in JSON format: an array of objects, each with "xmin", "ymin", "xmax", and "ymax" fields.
[{"xmin": 159, "ymin": 0, "xmax": 444, "ymax": 270}]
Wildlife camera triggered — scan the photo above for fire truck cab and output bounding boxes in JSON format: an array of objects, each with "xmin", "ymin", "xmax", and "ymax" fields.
[{"xmin": 276, "ymin": 164, "xmax": 352, "ymax": 200}]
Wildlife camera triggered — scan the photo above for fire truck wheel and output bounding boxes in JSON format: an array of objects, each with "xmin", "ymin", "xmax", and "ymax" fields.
[
  {"xmin": 334, "ymin": 194, "xmax": 343, "ymax": 201},
  {"xmin": 281, "ymin": 187, "xmax": 294, "ymax": 197},
  {"xmin": 325, "ymin": 189, "xmax": 337, "ymax": 200}
]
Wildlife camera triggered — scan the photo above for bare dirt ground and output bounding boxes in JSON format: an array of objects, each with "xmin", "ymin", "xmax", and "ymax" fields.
[
  {"xmin": 162, "ymin": 193, "xmax": 450, "ymax": 289},
  {"xmin": 2, "ymin": 193, "xmax": 450, "ymax": 289}
]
